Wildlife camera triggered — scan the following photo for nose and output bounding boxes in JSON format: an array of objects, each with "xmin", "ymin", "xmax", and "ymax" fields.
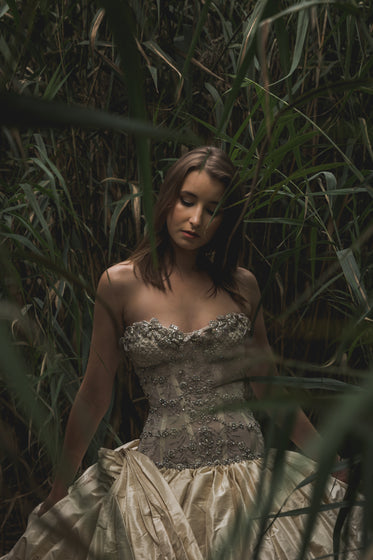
[{"xmin": 189, "ymin": 205, "xmax": 203, "ymax": 228}]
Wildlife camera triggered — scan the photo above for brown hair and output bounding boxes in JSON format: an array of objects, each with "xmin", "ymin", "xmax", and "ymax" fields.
[{"xmin": 131, "ymin": 146, "xmax": 245, "ymax": 302}]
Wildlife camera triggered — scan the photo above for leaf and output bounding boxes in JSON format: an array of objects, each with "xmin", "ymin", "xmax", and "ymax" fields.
[
  {"xmin": 20, "ymin": 183, "xmax": 54, "ymax": 255},
  {"xmin": 337, "ymin": 248, "xmax": 370, "ymax": 311},
  {"xmin": 0, "ymin": 92, "xmax": 199, "ymax": 144},
  {"xmin": 219, "ymin": 0, "xmax": 270, "ymax": 135},
  {"xmin": 0, "ymin": 319, "xmax": 58, "ymax": 461},
  {"xmin": 177, "ymin": 0, "xmax": 212, "ymax": 99},
  {"xmin": 108, "ymin": 192, "xmax": 137, "ymax": 259},
  {"xmin": 205, "ymin": 83, "xmax": 224, "ymax": 123},
  {"xmin": 43, "ymin": 64, "xmax": 72, "ymax": 101},
  {"xmin": 271, "ymin": 5, "xmax": 310, "ymax": 86},
  {"xmin": 143, "ymin": 39, "xmax": 182, "ymax": 79}
]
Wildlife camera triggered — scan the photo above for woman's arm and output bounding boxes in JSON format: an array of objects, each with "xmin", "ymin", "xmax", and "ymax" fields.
[
  {"xmin": 238, "ymin": 269, "xmax": 347, "ymax": 482},
  {"xmin": 39, "ymin": 268, "xmax": 125, "ymax": 514}
]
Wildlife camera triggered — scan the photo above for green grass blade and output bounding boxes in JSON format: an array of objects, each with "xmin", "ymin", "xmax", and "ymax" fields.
[{"xmin": 0, "ymin": 92, "xmax": 199, "ymax": 143}]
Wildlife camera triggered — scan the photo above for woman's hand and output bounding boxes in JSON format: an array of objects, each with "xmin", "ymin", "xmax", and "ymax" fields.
[
  {"xmin": 37, "ymin": 483, "xmax": 68, "ymax": 517},
  {"xmin": 332, "ymin": 456, "xmax": 349, "ymax": 484}
]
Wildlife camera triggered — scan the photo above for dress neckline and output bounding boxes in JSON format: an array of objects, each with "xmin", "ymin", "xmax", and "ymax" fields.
[{"xmin": 125, "ymin": 311, "xmax": 249, "ymax": 337}]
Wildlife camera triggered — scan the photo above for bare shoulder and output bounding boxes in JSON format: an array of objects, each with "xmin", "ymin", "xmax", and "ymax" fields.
[
  {"xmin": 234, "ymin": 267, "xmax": 261, "ymax": 296},
  {"xmin": 233, "ymin": 267, "xmax": 262, "ymax": 314},
  {"xmin": 99, "ymin": 260, "xmax": 135, "ymax": 288},
  {"xmin": 235, "ymin": 267, "xmax": 269, "ymax": 342},
  {"xmin": 96, "ymin": 260, "xmax": 139, "ymax": 305}
]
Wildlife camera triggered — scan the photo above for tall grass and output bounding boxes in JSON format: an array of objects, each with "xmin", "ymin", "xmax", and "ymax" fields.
[{"xmin": 0, "ymin": 0, "xmax": 372, "ymax": 555}]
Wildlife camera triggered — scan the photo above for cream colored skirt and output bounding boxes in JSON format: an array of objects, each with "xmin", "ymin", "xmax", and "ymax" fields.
[{"xmin": 3, "ymin": 440, "xmax": 362, "ymax": 560}]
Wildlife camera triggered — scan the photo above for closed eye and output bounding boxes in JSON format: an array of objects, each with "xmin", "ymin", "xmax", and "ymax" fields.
[
  {"xmin": 180, "ymin": 197, "xmax": 194, "ymax": 207},
  {"xmin": 179, "ymin": 195, "xmax": 221, "ymax": 217}
]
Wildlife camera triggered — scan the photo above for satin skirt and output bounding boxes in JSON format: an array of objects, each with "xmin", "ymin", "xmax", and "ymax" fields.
[{"xmin": 3, "ymin": 440, "xmax": 362, "ymax": 560}]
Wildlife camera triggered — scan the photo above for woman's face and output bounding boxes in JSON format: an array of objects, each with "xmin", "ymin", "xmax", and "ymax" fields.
[{"xmin": 166, "ymin": 170, "xmax": 225, "ymax": 252}]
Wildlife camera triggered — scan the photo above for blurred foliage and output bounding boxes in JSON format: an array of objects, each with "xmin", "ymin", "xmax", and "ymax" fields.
[{"xmin": 0, "ymin": 0, "xmax": 372, "ymax": 555}]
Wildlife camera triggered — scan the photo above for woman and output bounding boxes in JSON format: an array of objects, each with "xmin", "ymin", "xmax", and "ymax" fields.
[{"xmin": 4, "ymin": 147, "xmax": 361, "ymax": 559}]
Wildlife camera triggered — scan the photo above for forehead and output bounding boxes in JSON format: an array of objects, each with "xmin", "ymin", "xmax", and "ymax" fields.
[{"xmin": 180, "ymin": 170, "xmax": 225, "ymax": 201}]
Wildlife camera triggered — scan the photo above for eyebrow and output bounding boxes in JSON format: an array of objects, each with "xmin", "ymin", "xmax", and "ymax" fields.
[{"xmin": 180, "ymin": 190, "xmax": 221, "ymax": 205}]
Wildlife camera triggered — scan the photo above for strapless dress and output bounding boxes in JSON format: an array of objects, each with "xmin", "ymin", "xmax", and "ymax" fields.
[{"xmin": 2, "ymin": 313, "xmax": 362, "ymax": 559}]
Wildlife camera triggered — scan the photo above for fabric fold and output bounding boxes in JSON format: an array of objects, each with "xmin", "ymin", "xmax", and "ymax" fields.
[
  {"xmin": 112, "ymin": 445, "xmax": 204, "ymax": 559},
  {"xmin": 3, "ymin": 443, "xmax": 363, "ymax": 560}
]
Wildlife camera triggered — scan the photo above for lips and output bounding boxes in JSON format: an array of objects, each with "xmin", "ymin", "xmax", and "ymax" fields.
[{"xmin": 181, "ymin": 230, "xmax": 200, "ymax": 238}]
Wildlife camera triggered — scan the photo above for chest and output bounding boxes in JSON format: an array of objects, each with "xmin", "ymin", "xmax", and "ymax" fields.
[{"xmin": 124, "ymin": 278, "xmax": 242, "ymax": 332}]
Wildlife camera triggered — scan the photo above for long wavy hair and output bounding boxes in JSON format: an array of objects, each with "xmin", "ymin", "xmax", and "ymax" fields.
[{"xmin": 131, "ymin": 146, "xmax": 245, "ymax": 302}]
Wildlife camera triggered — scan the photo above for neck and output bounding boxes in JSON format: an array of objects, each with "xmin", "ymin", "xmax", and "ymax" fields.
[{"xmin": 168, "ymin": 244, "xmax": 200, "ymax": 275}]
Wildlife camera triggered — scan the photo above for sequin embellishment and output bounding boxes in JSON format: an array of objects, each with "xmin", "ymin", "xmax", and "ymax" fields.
[{"xmin": 120, "ymin": 313, "xmax": 264, "ymax": 469}]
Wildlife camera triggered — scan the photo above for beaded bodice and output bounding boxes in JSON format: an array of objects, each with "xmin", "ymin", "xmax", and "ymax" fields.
[{"xmin": 120, "ymin": 312, "xmax": 264, "ymax": 470}]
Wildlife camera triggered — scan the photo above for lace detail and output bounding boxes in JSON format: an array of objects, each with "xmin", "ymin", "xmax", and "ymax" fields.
[{"xmin": 120, "ymin": 312, "xmax": 264, "ymax": 469}]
